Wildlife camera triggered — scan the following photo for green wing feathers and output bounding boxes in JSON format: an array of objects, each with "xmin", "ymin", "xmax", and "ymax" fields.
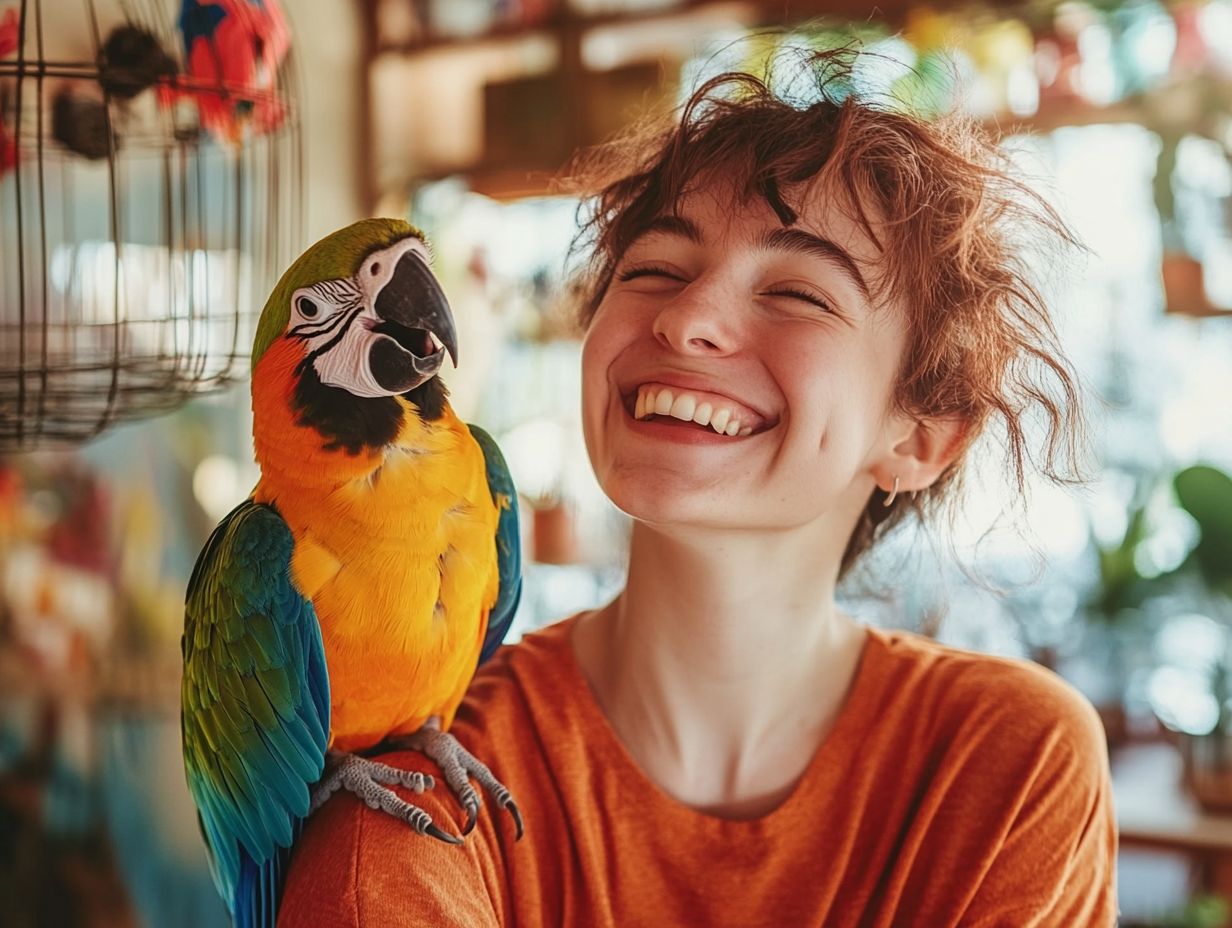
[{"xmin": 181, "ymin": 501, "xmax": 330, "ymax": 926}]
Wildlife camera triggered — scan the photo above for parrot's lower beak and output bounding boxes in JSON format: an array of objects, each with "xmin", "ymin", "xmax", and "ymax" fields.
[{"xmin": 368, "ymin": 252, "xmax": 458, "ymax": 394}]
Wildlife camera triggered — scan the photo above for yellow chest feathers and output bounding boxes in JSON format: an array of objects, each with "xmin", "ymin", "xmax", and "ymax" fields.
[{"xmin": 255, "ymin": 406, "xmax": 500, "ymax": 616}]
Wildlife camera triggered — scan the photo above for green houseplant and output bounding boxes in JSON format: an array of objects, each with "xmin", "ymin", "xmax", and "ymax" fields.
[{"xmin": 1170, "ymin": 465, "xmax": 1232, "ymax": 812}]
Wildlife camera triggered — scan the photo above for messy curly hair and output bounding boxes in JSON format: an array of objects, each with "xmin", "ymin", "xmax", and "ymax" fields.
[{"xmin": 561, "ymin": 45, "xmax": 1088, "ymax": 580}]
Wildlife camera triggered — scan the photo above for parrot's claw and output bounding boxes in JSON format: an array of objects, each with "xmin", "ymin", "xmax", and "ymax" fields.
[
  {"xmin": 425, "ymin": 823, "xmax": 465, "ymax": 846},
  {"xmin": 311, "ymin": 751, "xmax": 463, "ymax": 843},
  {"xmin": 462, "ymin": 797, "xmax": 480, "ymax": 836},
  {"xmin": 506, "ymin": 798, "xmax": 525, "ymax": 841},
  {"xmin": 393, "ymin": 719, "xmax": 524, "ymax": 841}
]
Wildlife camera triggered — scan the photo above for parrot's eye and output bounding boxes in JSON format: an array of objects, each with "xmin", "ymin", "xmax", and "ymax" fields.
[
  {"xmin": 370, "ymin": 263, "xmax": 381, "ymax": 276},
  {"xmin": 297, "ymin": 296, "xmax": 319, "ymax": 318}
]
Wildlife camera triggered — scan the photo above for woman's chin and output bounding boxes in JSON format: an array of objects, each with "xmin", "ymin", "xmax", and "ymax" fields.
[
  {"xmin": 599, "ymin": 473, "xmax": 751, "ymax": 532},
  {"xmin": 602, "ymin": 477, "xmax": 705, "ymax": 523}
]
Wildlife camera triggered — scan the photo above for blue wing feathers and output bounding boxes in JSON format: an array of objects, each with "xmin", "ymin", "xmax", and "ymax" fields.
[
  {"xmin": 182, "ymin": 500, "xmax": 329, "ymax": 928},
  {"xmin": 467, "ymin": 424, "xmax": 524, "ymax": 664}
]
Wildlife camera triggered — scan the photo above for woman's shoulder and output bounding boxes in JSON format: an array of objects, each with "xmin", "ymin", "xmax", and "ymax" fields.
[{"xmin": 862, "ymin": 625, "xmax": 1107, "ymax": 765}]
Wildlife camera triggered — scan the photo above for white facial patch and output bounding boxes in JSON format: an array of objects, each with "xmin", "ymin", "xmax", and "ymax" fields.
[
  {"xmin": 311, "ymin": 322, "xmax": 409, "ymax": 398},
  {"xmin": 285, "ymin": 236, "xmax": 440, "ymax": 399},
  {"xmin": 287, "ymin": 278, "xmax": 364, "ymax": 342},
  {"xmin": 357, "ymin": 237, "xmax": 433, "ymax": 307}
]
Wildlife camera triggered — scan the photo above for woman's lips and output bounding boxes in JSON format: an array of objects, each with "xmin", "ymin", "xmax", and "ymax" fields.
[{"xmin": 623, "ymin": 381, "xmax": 776, "ymax": 437}]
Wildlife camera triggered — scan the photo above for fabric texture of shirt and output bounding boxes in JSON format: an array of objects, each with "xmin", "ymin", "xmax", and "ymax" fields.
[{"xmin": 279, "ymin": 616, "xmax": 1119, "ymax": 927}]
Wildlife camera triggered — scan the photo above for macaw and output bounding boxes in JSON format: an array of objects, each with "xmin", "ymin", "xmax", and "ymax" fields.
[
  {"xmin": 181, "ymin": 218, "xmax": 523, "ymax": 928},
  {"xmin": 176, "ymin": 0, "xmax": 290, "ymax": 142}
]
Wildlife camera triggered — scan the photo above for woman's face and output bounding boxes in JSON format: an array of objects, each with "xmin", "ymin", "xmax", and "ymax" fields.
[{"xmin": 580, "ymin": 181, "xmax": 914, "ymax": 534}]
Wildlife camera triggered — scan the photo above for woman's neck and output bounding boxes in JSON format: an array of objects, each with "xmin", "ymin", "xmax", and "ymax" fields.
[{"xmin": 573, "ymin": 521, "xmax": 868, "ymax": 818}]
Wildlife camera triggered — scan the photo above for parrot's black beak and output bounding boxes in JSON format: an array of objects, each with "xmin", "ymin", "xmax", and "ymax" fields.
[{"xmin": 369, "ymin": 251, "xmax": 458, "ymax": 394}]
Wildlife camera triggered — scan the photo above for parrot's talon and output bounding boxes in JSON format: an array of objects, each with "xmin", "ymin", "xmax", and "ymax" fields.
[
  {"xmin": 505, "ymin": 799, "xmax": 524, "ymax": 841},
  {"xmin": 425, "ymin": 822, "xmax": 465, "ymax": 846},
  {"xmin": 393, "ymin": 722, "xmax": 524, "ymax": 840},
  {"xmin": 462, "ymin": 803, "xmax": 479, "ymax": 836},
  {"xmin": 310, "ymin": 750, "xmax": 446, "ymax": 839}
]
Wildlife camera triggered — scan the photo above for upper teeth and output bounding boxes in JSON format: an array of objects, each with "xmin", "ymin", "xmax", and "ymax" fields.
[{"xmin": 634, "ymin": 385, "xmax": 756, "ymax": 437}]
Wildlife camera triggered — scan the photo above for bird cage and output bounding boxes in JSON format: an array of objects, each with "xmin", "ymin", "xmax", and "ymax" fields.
[{"xmin": 0, "ymin": 0, "xmax": 302, "ymax": 449}]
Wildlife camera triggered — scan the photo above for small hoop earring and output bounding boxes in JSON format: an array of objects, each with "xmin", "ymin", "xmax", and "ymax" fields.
[{"xmin": 883, "ymin": 475, "xmax": 900, "ymax": 507}]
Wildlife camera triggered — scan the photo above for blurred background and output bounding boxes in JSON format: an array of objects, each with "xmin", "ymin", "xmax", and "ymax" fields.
[{"xmin": 1, "ymin": 0, "xmax": 1232, "ymax": 924}]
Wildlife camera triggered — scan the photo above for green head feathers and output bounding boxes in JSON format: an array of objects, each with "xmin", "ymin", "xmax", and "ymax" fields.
[{"xmin": 251, "ymin": 218, "xmax": 425, "ymax": 367}]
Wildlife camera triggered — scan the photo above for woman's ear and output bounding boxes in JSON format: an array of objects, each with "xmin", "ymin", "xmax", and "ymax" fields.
[{"xmin": 873, "ymin": 415, "xmax": 969, "ymax": 495}]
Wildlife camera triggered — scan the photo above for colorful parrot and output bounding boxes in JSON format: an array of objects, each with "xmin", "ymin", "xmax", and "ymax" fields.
[
  {"xmin": 176, "ymin": 0, "xmax": 290, "ymax": 143},
  {"xmin": 181, "ymin": 218, "xmax": 523, "ymax": 928}
]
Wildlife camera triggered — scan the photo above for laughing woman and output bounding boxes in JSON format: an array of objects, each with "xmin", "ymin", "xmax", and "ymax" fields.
[{"xmin": 280, "ymin": 48, "xmax": 1117, "ymax": 926}]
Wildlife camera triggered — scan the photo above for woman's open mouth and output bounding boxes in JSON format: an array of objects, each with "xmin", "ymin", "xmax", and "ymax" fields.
[{"xmin": 622, "ymin": 383, "xmax": 776, "ymax": 438}]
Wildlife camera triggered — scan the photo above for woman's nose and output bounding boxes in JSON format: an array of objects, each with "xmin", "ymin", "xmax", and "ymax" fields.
[{"xmin": 650, "ymin": 279, "xmax": 738, "ymax": 356}]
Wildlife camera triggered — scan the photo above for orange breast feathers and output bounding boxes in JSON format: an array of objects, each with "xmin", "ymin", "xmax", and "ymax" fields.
[{"xmin": 250, "ymin": 338, "xmax": 502, "ymax": 753}]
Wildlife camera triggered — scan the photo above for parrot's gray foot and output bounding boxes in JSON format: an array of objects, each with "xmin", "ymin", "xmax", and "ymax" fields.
[
  {"xmin": 393, "ymin": 718, "xmax": 524, "ymax": 840},
  {"xmin": 310, "ymin": 750, "xmax": 462, "ymax": 845}
]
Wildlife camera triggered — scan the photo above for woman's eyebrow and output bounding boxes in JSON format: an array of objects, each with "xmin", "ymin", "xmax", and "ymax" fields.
[
  {"xmin": 626, "ymin": 217, "xmax": 871, "ymax": 301},
  {"xmin": 632, "ymin": 214, "xmax": 704, "ymax": 245},
  {"xmin": 759, "ymin": 227, "xmax": 871, "ymax": 300}
]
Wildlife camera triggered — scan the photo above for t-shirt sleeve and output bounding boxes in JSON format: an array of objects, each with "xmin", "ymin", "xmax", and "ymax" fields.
[
  {"xmin": 277, "ymin": 756, "xmax": 505, "ymax": 928},
  {"xmin": 954, "ymin": 671, "xmax": 1120, "ymax": 927}
]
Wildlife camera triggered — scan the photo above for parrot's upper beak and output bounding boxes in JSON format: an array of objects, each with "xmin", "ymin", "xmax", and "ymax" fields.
[{"xmin": 368, "ymin": 251, "xmax": 458, "ymax": 394}]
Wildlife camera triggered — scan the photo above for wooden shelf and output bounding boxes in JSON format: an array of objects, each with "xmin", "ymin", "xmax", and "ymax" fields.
[
  {"xmin": 363, "ymin": 1, "xmax": 1232, "ymax": 209},
  {"xmin": 372, "ymin": 1, "xmax": 756, "ymax": 57},
  {"xmin": 985, "ymin": 74, "xmax": 1232, "ymax": 141},
  {"xmin": 369, "ymin": 0, "xmax": 996, "ymax": 58}
]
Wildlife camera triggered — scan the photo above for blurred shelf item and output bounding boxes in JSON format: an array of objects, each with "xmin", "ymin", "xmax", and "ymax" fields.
[
  {"xmin": 96, "ymin": 651, "xmax": 183, "ymax": 714},
  {"xmin": 531, "ymin": 501, "xmax": 579, "ymax": 564},
  {"xmin": 1161, "ymin": 251, "xmax": 1232, "ymax": 318},
  {"xmin": 1114, "ymin": 741, "xmax": 1232, "ymax": 897}
]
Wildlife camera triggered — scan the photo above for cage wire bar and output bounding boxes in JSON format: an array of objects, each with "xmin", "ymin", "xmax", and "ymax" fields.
[{"xmin": 0, "ymin": 0, "xmax": 302, "ymax": 448}]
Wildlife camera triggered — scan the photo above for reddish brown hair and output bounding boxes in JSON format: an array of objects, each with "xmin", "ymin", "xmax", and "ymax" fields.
[{"xmin": 562, "ymin": 46, "xmax": 1087, "ymax": 579}]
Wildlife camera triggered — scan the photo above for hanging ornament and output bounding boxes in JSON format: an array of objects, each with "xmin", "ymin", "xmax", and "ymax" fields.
[
  {"xmin": 1156, "ymin": 133, "xmax": 1232, "ymax": 316},
  {"xmin": 0, "ymin": 5, "xmax": 16, "ymax": 176},
  {"xmin": 176, "ymin": 0, "xmax": 291, "ymax": 143},
  {"xmin": 0, "ymin": 6, "xmax": 17, "ymax": 55},
  {"xmin": 51, "ymin": 89, "xmax": 115, "ymax": 160},
  {"xmin": 98, "ymin": 24, "xmax": 179, "ymax": 101}
]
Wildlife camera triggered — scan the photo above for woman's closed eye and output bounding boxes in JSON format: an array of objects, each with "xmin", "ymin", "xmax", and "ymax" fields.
[
  {"xmin": 764, "ymin": 286, "xmax": 834, "ymax": 313},
  {"xmin": 615, "ymin": 263, "xmax": 835, "ymax": 314},
  {"xmin": 616, "ymin": 264, "xmax": 686, "ymax": 283}
]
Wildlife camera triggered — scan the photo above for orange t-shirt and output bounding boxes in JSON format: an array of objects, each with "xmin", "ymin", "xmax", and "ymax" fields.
[{"xmin": 279, "ymin": 617, "xmax": 1118, "ymax": 927}]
